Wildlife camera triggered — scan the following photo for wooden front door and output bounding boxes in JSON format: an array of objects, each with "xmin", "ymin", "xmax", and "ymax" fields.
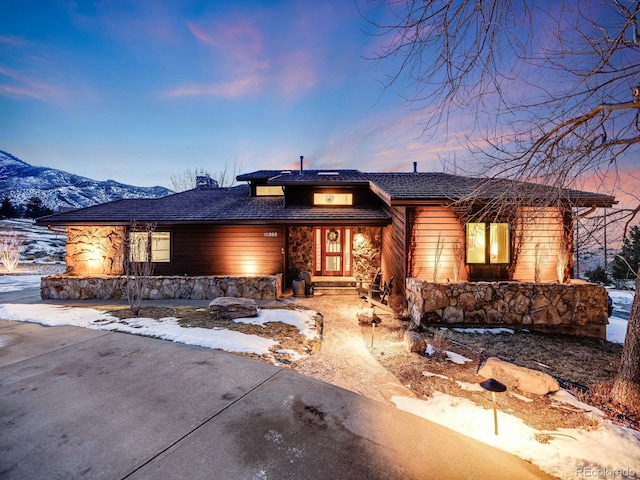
[{"xmin": 314, "ymin": 227, "xmax": 352, "ymax": 276}]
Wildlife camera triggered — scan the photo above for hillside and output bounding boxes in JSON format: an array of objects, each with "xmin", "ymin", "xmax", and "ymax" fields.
[{"xmin": 0, "ymin": 150, "xmax": 173, "ymax": 212}]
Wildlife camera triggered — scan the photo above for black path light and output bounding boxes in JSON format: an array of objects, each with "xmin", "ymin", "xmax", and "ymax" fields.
[
  {"xmin": 370, "ymin": 316, "xmax": 381, "ymax": 348},
  {"xmin": 480, "ymin": 378, "xmax": 507, "ymax": 435}
]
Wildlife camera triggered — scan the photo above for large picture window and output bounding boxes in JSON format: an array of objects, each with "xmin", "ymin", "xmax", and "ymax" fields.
[
  {"xmin": 466, "ymin": 222, "xmax": 510, "ymax": 264},
  {"xmin": 129, "ymin": 232, "xmax": 171, "ymax": 262}
]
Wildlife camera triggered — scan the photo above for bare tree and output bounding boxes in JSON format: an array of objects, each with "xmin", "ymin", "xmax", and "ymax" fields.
[
  {"xmin": 123, "ymin": 222, "xmax": 155, "ymax": 316},
  {"xmin": 365, "ymin": 0, "xmax": 640, "ymax": 413},
  {"xmin": 0, "ymin": 229, "xmax": 26, "ymax": 272},
  {"xmin": 170, "ymin": 159, "xmax": 241, "ymax": 192}
]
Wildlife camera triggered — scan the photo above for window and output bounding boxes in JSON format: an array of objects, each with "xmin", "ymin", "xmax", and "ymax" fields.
[
  {"xmin": 129, "ymin": 231, "xmax": 171, "ymax": 262},
  {"xmin": 255, "ymin": 185, "xmax": 284, "ymax": 196},
  {"xmin": 313, "ymin": 192, "xmax": 353, "ymax": 206},
  {"xmin": 466, "ymin": 222, "xmax": 510, "ymax": 264}
]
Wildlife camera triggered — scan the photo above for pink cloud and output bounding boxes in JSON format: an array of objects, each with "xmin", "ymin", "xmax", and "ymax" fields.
[
  {"xmin": 277, "ymin": 49, "xmax": 318, "ymax": 97},
  {"xmin": 165, "ymin": 74, "xmax": 263, "ymax": 99},
  {"xmin": 187, "ymin": 20, "xmax": 268, "ymax": 71},
  {"xmin": 0, "ymin": 66, "xmax": 66, "ymax": 101},
  {"xmin": 0, "ymin": 35, "xmax": 28, "ymax": 47}
]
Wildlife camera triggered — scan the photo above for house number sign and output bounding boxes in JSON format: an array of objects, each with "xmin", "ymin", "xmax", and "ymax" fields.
[{"xmin": 264, "ymin": 232, "xmax": 279, "ymax": 238}]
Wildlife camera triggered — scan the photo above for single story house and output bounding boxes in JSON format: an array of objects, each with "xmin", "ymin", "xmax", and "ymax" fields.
[{"xmin": 36, "ymin": 163, "xmax": 615, "ymax": 337}]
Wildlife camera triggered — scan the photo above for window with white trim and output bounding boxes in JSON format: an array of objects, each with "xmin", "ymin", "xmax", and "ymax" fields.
[{"xmin": 129, "ymin": 231, "xmax": 171, "ymax": 262}]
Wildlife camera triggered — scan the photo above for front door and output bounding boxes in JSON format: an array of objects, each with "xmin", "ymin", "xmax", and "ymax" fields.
[{"xmin": 314, "ymin": 227, "xmax": 352, "ymax": 276}]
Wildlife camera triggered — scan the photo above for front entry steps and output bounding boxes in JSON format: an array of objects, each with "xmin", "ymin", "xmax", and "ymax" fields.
[{"xmin": 311, "ymin": 276, "xmax": 358, "ymax": 296}]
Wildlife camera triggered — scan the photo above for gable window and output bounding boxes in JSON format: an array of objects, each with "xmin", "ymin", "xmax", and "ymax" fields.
[
  {"xmin": 129, "ymin": 231, "xmax": 171, "ymax": 262},
  {"xmin": 466, "ymin": 222, "xmax": 510, "ymax": 264},
  {"xmin": 256, "ymin": 185, "xmax": 284, "ymax": 196},
  {"xmin": 313, "ymin": 192, "xmax": 353, "ymax": 206}
]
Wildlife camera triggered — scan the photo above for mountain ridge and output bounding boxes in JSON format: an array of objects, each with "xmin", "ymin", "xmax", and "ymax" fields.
[{"xmin": 0, "ymin": 150, "xmax": 173, "ymax": 212}]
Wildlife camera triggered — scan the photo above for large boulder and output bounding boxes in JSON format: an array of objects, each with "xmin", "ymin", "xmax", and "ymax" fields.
[
  {"xmin": 478, "ymin": 357, "xmax": 559, "ymax": 395},
  {"xmin": 403, "ymin": 331, "xmax": 427, "ymax": 353},
  {"xmin": 209, "ymin": 297, "xmax": 258, "ymax": 320}
]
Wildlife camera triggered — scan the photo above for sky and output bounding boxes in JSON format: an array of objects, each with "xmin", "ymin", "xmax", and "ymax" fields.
[
  {"xmin": 0, "ymin": 277, "xmax": 638, "ymax": 479},
  {"xmin": 0, "ymin": 0, "xmax": 461, "ymax": 189},
  {"xmin": 0, "ymin": 0, "xmax": 637, "ymax": 213}
]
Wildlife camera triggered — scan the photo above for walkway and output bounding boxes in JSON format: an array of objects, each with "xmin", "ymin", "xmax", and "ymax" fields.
[{"xmin": 291, "ymin": 294, "xmax": 416, "ymax": 405}]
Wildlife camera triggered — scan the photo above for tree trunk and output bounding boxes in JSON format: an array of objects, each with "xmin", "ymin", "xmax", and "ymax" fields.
[{"xmin": 611, "ymin": 269, "xmax": 640, "ymax": 415}]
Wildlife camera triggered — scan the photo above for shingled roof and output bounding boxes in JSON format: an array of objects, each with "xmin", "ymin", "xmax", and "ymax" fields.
[
  {"xmin": 37, "ymin": 184, "xmax": 391, "ymax": 226},
  {"xmin": 364, "ymin": 172, "xmax": 615, "ymax": 207},
  {"xmin": 36, "ymin": 168, "xmax": 615, "ymax": 226}
]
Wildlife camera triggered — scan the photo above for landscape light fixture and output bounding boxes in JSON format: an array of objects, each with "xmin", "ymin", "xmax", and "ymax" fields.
[
  {"xmin": 370, "ymin": 316, "xmax": 381, "ymax": 348},
  {"xmin": 480, "ymin": 378, "xmax": 507, "ymax": 435}
]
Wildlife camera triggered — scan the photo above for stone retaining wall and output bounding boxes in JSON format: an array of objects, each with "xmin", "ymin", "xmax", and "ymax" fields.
[
  {"xmin": 41, "ymin": 274, "xmax": 283, "ymax": 301},
  {"xmin": 406, "ymin": 278, "xmax": 609, "ymax": 339}
]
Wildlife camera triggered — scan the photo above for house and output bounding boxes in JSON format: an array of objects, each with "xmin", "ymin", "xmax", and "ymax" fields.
[{"xmin": 37, "ymin": 164, "xmax": 615, "ymax": 337}]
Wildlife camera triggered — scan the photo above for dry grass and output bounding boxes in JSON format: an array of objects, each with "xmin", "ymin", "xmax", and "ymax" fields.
[
  {"xmin": 108, "ymin": 304, "xmax": 323, "ymax": 366},
  {"xmin": 361, "ymin": 316, "xmax": 635, "ymax": 432}
]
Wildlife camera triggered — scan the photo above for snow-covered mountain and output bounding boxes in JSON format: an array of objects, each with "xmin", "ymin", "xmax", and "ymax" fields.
[{"xmin": 0, "ymin": 150, "xmax": 173, "ymax": 212}]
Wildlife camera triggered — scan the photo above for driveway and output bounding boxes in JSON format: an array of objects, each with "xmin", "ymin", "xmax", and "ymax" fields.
[{"xmin": 0, "ymin": 296, "xmax": 555, "ymax": 479}]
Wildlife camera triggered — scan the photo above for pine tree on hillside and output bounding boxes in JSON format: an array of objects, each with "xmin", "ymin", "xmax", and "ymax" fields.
[
  {"xmin": 612, "ymin": 226, "xmax": 640, "ymax": 285},
  {"xmin": 24, "ymin": 196, "xmax": 53, "ymax": 219},
  {"xmin": 0, "ymin": 196, "xmax": 17, "ymax": 219}
]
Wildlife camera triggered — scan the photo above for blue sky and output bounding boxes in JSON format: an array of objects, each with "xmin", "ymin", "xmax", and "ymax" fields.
[{"xmin": 0, "ymin": 0, "xmax": 472, "ymax": 189}]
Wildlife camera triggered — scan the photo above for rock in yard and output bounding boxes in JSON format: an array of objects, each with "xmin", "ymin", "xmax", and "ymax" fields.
[
  {"xmin": 209, "ymin": 297, "xmax": 258, "ymax": 320},
  {"xmin": 403, "ymin": 330, "xmax": 427, "ymax": 353},
  {"xmin": 357, "ymin": 308, "xmax": 379, "ymax": 325},
  {"xmin": 478, "ymin": 357, "xmax": 559, "ymax": 395}
]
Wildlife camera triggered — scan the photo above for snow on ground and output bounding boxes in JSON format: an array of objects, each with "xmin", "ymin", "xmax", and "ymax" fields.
[
  {"xmin": 0, "ymin": 301, "xmax": 316, "ymax": 358},
  {"xmin": 607, "ymin": 289, "xmax": 635, "ymax": 344},
  {"xmin": 234, "ymin": 308, "xmax": 319, "ymax": 340},
  {"xmin": 393, "ymin": 392, "xmax": 640, "ymax": 480},
  {"xmin": 0, "ymin": 274, "xmax": 41, "ymax": 292}
]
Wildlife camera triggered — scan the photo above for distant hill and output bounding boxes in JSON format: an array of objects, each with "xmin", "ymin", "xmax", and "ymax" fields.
[{"xmin": 0, "ymin": 150, "xmax": 173, "ymax": 212}]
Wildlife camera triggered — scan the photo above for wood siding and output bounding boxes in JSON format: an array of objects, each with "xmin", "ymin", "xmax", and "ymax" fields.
[
  {"xmin": 409, "ymin": 207, "xmax": 467, "ymax": 283},
  {"xmin": 407, "ymin": 205, "xmax": 567, "ymax": 283},
  {"xmin": 380, "ymin": 204, "xmax": 408, "ymax": 305},
  {"xmin": 511, "ymin": 207, "xmax": 566, "ymax": 283},
  {"xmin": 153, "ymin": 225, "xmax": 285, "ymax": 277}
]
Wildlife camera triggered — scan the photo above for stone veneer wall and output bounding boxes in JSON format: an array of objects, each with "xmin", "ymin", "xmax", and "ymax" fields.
[
  {"xmin": 288, "ymin": 227, "xmax": 314, "ymax": 278},
  {"xmin": 352, "ymin": 227, "xmax": 381, "ymax": 281},
  {"xmin": 406, "ymin": 278, "xmax": 609, "ymax": 339},
  {"xmin": 66, "ymin": 226, "xmax": 126, "ymax": 275},
  {"xmin": 41, "ymin": 274, "xmax": 283, "ymax": 301}
]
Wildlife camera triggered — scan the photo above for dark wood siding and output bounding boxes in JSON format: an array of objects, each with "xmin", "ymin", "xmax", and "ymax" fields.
[
  {"xmin": 153, "ymin": 225, "xmax": 285, "ymax": 276},
  {"xmin": 380, "ymin": 204, "xmax": 408, "ymax": 307},
  {"xmin": 285, "ymin": 186, "xmax": 381, "ymax": 206}
]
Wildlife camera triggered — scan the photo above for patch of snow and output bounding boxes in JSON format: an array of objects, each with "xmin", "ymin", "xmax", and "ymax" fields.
[
  {"xmin": 0, "ymin": 275, "xmax": 42, "ymax": 292},
  {"xmin": 234, "ymin": 309, "xmax": 319, "ymax": 340},
  {"xmin": 455, "ymin": 380, "xmax": 484, "ymax": 392},
  {"xmin": 551, "ymin": 389, "xmax": 605, "ymax": 417},
  {"xmin": 607, "ymin": 289, "xmax": 635, "ymax": 305},
  {"xmin": 275, "ymin": 349, "xmax": 307, "ymax": 362},
  {"xmin": 392, "ymin": 392, "xmax": 640, "ymax": 480},
  {"xmin": 509, "ymin": 392, "xmax": 534, "ymax": 403},
  {"xmin": 425, "ymin": 343, "xmax": 436, "ymax": 356},
  {"xmin": 422, "ymin": 371, "xmax": 449, "ymax": 380},
  {"xmin": 451, "ymin": 327, "xmax": 515, "ymax": 334},
  {"xmin": 445, "ymin": 351, "xmax": 472, "ymax": 365},
  {"xmin": 607, "ymin": 315, "xmax": 629, "ymax": 344},
  {"xmin": 0, "ymin": 304, "xmax": 285, "ymax": 358}
]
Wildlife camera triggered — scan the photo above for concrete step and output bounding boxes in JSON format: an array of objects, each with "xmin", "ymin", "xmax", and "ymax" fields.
[{"xmin": 312, "ymin": 286, "xmax": 360, "ymax": 296}]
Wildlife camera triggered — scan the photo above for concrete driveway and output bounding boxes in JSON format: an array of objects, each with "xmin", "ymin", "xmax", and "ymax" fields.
[{"xmin": 0, "ymin": 318, "xmax": 556, "ymax": 480}]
